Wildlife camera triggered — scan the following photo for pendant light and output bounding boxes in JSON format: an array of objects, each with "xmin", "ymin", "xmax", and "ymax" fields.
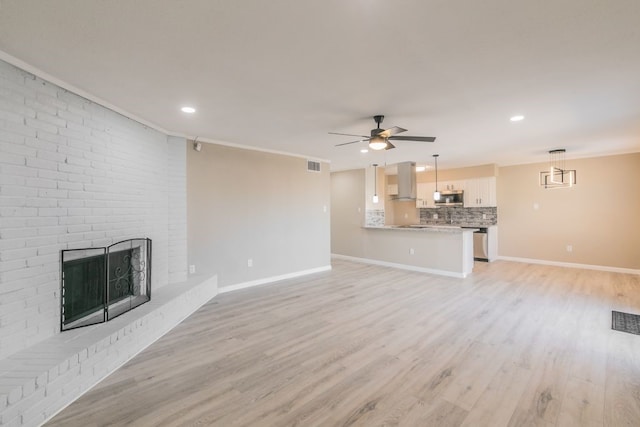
[
  {"xmin": 372, "ymin": 164, "xmax": 379, "ymax": 203},
  {"xmin": 539, "ymin": 149, "xmax": 576, "ymax": 189},
  {"xmin": 433, "ymin": 154, "xmax": 441, "ymax": 201}
]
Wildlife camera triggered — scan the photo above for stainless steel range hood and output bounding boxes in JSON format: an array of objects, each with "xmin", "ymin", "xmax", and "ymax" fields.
[{"xmin": 392, "ymin": 161, "xmax": 416, "ymax": 201}]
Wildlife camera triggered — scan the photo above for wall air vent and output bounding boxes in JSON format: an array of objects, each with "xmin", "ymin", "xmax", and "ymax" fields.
[{"xmin": 307, "ymin": 160, "xmax": 321, "ymax": 172}]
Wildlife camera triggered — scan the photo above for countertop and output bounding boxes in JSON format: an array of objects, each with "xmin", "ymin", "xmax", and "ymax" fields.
[{"xmin": 363, "ymin": 225, "xmax": 478, "ymax": 233}]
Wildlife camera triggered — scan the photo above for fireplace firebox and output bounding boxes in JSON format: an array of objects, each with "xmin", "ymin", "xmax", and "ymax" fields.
[{"xmin": 60, "ymin": 238, "xmax": 152, "ymax": 331}]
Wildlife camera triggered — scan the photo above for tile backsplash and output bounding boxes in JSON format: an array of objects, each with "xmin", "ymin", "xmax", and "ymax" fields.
[
  {"xmin": 419, "ymin": 207, "xmax": 497, "ymax": 226},
  {"xmin": 365, "ymin": 209, "xmax": 385, "ymax": 226}
]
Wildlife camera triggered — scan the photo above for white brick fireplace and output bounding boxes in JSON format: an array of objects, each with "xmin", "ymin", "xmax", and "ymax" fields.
[{"xmin": 0, "ymin": 58, "xmax": 213, "ymax": 425}]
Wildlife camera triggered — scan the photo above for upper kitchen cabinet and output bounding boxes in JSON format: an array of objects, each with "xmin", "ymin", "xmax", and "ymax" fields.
[
  {"xmin": 440, "ymin": 180, "xmax": 465, "ymax": 191},
  {"xmin": 464, "ymin": 177, "xmax": 497, "ymax": 207},
  {"xmin": 416, "ymin": 182, "xmax": 435, "ymax": 208}
]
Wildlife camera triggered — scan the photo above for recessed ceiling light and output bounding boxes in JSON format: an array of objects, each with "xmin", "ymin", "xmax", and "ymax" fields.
[
  {"xmin": 510, "ymin": 115, "xmax": 525, "ymax": 122},
  {"xmin": 181, "ymin": 106, "xmax": 196, "ymax": 114},
  {"xmin": 360, "ymin": 148, "xmax": 369, "ymax": 153}
]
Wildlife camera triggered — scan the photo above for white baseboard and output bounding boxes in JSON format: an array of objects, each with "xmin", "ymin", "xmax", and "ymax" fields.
[
  {"xmin": 219, "ymin": 265, "xmax": 333, "ymax": 293},
  {"xmin": 331, "ymin": 254, "xmax": 469, "ymax": 278},
  {"xmin": 497, "ymin": 256, "xmax": 640, "ymax": 275}
]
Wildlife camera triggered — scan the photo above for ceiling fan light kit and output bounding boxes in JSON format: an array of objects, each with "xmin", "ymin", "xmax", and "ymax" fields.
[{"xmin": 369, "ymin": 136, "xmax": 387, "ymax": 150}]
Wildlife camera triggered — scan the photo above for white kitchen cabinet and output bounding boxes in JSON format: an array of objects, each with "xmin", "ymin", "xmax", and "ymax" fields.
[
  {"xmin": 416, "ymin": 182, "xmax": 435, "ymax": 208},
  {"xmin": 464, "ymin": 177, "xmax": 496, "ymax": 207},
  {"xmin": 440, "ymin": 180, "xmax": 464, "ymax": 191}
]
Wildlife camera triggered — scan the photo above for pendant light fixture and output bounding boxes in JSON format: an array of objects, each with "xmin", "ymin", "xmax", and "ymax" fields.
[
  {"xmin": 372, "ymin": 164, "xmax": 379, "ymax": 203},
  {"xmin": 433, "ymin": 154, "xmax": 441, "ymax": 201},
  {"xmin": 539, "ymin": 149, "xmax": 576, "ymax": 189}
]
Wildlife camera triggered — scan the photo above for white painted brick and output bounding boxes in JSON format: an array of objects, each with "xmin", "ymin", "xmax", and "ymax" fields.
[
  {"xmin": 0, "ymin": 228, "xmax": 38, "ymax": 239},
  {"xmin": 66, "ymin": 173, "xmax": 91, "ymax": 184},
  {"xmin": 57, "ymin": 216, "xmax": 84, "ymax": 226},
  {"xmin": 38, "ymin": 188, "xmax": 67, "ymax": 199},
  {"xmin": 37, "ymin": 207, "xmax": 67, "ymax": 217},
  {"xmin": 56, "ymin": 180, "xmax": 82, "ymax": 191},
  {"xmin": 32, "ymin": 129, "xmax": 65, "ymax": 145},
  {"xmin": 0, "ymin": 173, "xmax": 25, "ymax": 185},
  {"xmin": 37, "ymin": 169, "xmax": 68, "ymax": 181},
  {"xmin": 57, "ymin": 163, "xmax": 86, "ymax": 177},
  {"xmin": 24, "ymin": 236, "xmax": 58, "ymax": 248},
  {"xmin": 0, "ymin": 259, "xmax": 27, "ymax": 273},
  {"xmin": 25, "ymin": 97, "xmax": 57, "ymax": 116},
  {"xmin": 0, "ymin": 185, "xmax": 36, "ymax": 197},
  {"xmin": 26, "ymin": 157, "xmax": 57, "ymax": 171},
  {"xmin": 25, "ymin": 77, "xmax": 59, "ymax": 97},
  {"xmin": 0, "ymin": 238, "xmax": 26, "ymax": 252},
  {"xmin": 0, "ymin": 152, "xmax": 26, "ymax": 166},
  {"xmin": 0, "ymin": 141, "xmax": 36, "ymax": 157},
  {"xmin": 0, "ymin": 197, "xmax": 25, "ymax": 208},
  {"xmin": 0, "ymin": 217, "xmax": 27, "ymax": 228},
  {"xmin": 25, "ymin": 177, "xmax": 57, "ymax": 189},
  {"xmin": 25, "ymin": 117, "xmax": 58, "ymax": 134},
  {"xmin": 1, "ymin": 58, "xmax": 185, "ymax": 366},
  {"xmin": 25, "ymin": 197, "xmax": 57, "ymax": 208},
  {"xmin": 36, "ymin": 149, "xmax": 67, "ymax": 163},
  {"xmin": 2, "ymin": 120, "xmax": 37, "ymax": 138},
  {"xmin": 35, "ymin": 111, "xmax": 66, "ymax": 128},
  {"xmin": 58, "ymin": 127, "xmax": 89, "ymax": 140},
  {"xmin": 57, "ymin": 198, "xmax": 84, "ymax": 208}
]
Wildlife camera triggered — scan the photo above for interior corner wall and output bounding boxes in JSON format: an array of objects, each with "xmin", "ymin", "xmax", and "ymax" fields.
[
  {"xmin": 186, "ymin": 143, "xmax": 331, "ymax": 288},
  {"xmin": 0, "ymin": 59, "xmax": 187, "ymax": 359},
  {"xmin": 497, "ymin": 152, "xmax": 640, "ymax": 269}
]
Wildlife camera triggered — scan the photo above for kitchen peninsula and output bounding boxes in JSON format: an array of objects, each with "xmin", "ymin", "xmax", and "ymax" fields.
[{"xmin": 353, "ymin": 225, "xmax": 476, "ymax": 278}]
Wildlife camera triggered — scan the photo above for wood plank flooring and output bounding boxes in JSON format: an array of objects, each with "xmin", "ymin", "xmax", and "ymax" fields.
[{"xmin": 46, "ymin": 260, "xmax": 640, "ymax": 426}]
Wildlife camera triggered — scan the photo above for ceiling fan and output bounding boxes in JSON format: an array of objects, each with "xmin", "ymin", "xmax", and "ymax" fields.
[{"xmin": 330, "ymin": 115, "xmax": 436, "ymax": 151}]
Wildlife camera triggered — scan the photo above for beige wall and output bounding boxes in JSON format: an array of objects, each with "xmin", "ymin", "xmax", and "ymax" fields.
[
  {"xmin": 417, "ymin": 163, "xmax": 498, "ymax": 183},
  {"xmin": 187, "ymin": 142, "xmax": 331, "ymax": 287},
  {"xmin": 331, "ymin": 169, "xmax": 366, "ymax": 256},
  {"xmin": 497, "ymin": 153, "xmax": 640, "ymax": 269}
]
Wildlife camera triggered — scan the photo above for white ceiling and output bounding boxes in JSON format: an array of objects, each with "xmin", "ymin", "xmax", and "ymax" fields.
[{"xmin": 1, "ymin": 0, "xmax": 639, "ymax": 171}]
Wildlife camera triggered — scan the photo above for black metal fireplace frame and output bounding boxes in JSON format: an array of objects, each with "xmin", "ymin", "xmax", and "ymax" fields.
[{"xmin": 60, "ymin": 238, "xmax": 152, "ymax": 331}]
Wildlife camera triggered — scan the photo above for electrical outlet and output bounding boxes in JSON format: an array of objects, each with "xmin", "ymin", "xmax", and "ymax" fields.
[
  {"xmin": 189, "ymin": 265, "xmax": 196, "ymax": 274},
  {"xmin": 404, "ymin": 213, "xmax": 408, "ymax": 219},
  {"xmin": 482, "ymin": 213, "xmax": 487, "ymax": 220},
  {"xmin": 566, "ymin": 245, "xmax": 573, "ymax": 253},
  {"xmin": 433, "ymin": 213, "xmax": 438, "ymax": 219},
  {"xmin": 323, "ymin": 205, "xmax": 327, "ymax": 213},
  {"xmin": 248, "ymin": 258, "xmax": 253, "ymax": 267},
  {"xmin": 410, "ymin": 248, "xmax": 415, "ymax": 255}
]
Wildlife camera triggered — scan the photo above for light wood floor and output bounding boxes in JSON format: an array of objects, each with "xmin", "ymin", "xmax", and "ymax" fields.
[{"xmin": 47, "ymin": 260, "xmax": 640, "ymax": 426}]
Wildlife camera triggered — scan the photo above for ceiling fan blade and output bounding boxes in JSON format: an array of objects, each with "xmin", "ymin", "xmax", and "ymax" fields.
[
  {"xmin": 384, "ymin": 141, "xmax": 396, "ymax": 150},
  {"xmin": 329, "ymin": 132, "xmax": 370, "ymax": 138},
  {"xmin": 335, "ymin": 139, "xmax": 368, "ymax": 147},
  {"xmin": 377, "ymin": 126, "xmax": 407, "ymax": 138},
  {"xmin": 387, "ymin": 136, "xmax": 436, "ymax": 142}
]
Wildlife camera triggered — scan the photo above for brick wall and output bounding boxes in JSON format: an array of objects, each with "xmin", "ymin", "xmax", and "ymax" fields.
[{"xmin": 0, "ymin": 59, "xmax": 187, "ymax": 360}]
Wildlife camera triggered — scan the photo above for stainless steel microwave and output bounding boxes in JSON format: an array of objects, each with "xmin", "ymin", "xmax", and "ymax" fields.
[{"xmin": 435, "ymin": 190, "xmax": 464, "ymax": 207}]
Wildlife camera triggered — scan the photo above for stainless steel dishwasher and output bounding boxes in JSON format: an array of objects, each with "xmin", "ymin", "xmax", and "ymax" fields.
[{"xmin": 472, "ymin": 228, "xmax": 489, "ymax": 261}]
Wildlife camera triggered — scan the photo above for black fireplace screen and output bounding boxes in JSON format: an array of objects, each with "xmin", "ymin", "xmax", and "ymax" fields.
[{"xmin": 60, "ymin": 238, "xmax": 152, "ymax": 331}]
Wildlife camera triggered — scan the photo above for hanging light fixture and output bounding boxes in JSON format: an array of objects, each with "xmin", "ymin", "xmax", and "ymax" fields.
[
  {"xmin": 433, "ymin": 154, "xmax": 441, "ymax": 201},
  {"xmin": 539, "ymin": 149, "xmax": 576, "ymax": 189},
  {"xmin": 372, "ymin": 164, "xmax": 379, "ymax": 203}
]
